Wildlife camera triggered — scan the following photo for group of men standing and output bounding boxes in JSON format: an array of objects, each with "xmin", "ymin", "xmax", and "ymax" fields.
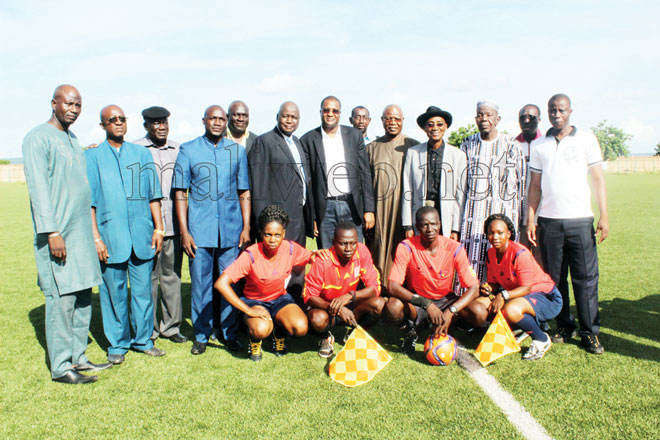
[{"xmin": 23, "ymin": 85, "xmax": 608, "ymax": 384}]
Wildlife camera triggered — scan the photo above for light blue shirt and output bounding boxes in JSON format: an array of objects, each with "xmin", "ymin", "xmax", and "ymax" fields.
[
  {"xmin": 173, "ymin": 135, "xmax": 249, "ymax": 248},
  {"xmin": 86, "ymin": 141, "xmax": 162, "ymax": 264}
]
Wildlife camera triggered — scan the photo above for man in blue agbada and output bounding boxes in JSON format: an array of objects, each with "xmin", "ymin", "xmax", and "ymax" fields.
[
  {"xmin": 86, "ymin": 104, "xmax": 166, "ymax": 365},
  {"xmin": 173, "ymin": 105, "xmax": 251, "ymax": 356},
  {"xmin": 23, "ymin": 84, "xmax": 111, "ymax": 384}
]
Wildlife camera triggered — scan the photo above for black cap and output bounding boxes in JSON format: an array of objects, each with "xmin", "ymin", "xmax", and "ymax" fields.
[
  {"xmin": 142, "ymin": 106, "xmax": 171, "ymax": 120},
  {"xmin": 416, "ymin": 106, "xmax": 453, "ymax": 129}
]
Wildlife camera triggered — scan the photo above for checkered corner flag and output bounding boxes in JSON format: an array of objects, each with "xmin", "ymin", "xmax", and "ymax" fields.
[
  {"xmin": 328, "ymin": 326, "xmax": 392, "ymax": 387},
  {"xmin": 474, "ymin": 311, "xmax": 521, "ymax": 367}
]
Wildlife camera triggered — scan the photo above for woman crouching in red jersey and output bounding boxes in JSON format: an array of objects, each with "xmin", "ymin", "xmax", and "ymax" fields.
[
  {"xmin": 479, "ymin": 214, "xmax": 562, "ymax": 361},
  {"xmin": 215, "ymin": 205, "xmax": 327, "ymax": 362}
]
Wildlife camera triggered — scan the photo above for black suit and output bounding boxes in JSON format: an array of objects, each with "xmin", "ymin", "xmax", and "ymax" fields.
[
  {"xmin": 244, "ymin": 131, "xmax": 257, "ymax": 155},
  {"xmin": 301, "ymin": 125, "xmax": 375, "ymax": 246},
  {"xmin": 248, "ymin": 127, "xmax": 311, "ymax": 245}
]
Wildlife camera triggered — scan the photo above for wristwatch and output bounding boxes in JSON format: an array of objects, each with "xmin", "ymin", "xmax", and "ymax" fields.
[{"xmin": 448, "ymin": 305, "xmax": 459, "ymax": 316}]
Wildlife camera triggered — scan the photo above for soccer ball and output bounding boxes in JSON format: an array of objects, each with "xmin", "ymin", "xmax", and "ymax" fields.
[{"xmin": 424, "ymin": 334, "xmax": 457, "ymax": 366}]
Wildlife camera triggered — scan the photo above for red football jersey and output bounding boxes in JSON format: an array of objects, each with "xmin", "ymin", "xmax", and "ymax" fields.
[
  {"xmin": 486, "ymin": 241, "xmax": 554, "ymax": 293},
  {"xmin": 388, "ymin": 235, "xmax": 478, "ymax": 300},
  {"xmin": 303, "ymin": 243, "xmax": 380, "ymax": 303},
  {"xmin": 224, "ymin": 241, "xmax": 311, "ymax": 302}
]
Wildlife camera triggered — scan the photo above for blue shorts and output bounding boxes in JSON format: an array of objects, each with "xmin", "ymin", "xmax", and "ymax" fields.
[
  {"xmin": 524, "ymin": 287, "xmax": 563, "ymax": 326},
  {"xmin": 243, "ymin": 293, "xmax": 296, "ymax": 320}
]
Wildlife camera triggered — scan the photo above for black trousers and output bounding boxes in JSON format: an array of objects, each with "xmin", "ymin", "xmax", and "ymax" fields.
[{"xmin": 538, "ymin": 217, "xmax": 600, "ymax": 336}]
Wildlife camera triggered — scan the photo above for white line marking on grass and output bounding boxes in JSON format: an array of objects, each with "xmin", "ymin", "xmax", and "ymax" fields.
[{"xmin": 456, "ymin": 348, "xmax": 554, "ymax": 440}]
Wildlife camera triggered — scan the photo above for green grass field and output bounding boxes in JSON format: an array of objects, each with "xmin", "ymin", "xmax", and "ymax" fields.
[{"xmin": 1, "ymin": 174, "xmax": 659, "ymax": 440}]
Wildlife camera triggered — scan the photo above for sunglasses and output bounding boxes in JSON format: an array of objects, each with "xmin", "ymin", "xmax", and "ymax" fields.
[{"xmin": 106, "ymin": 116, "xmax": 127, "ymax": 124}]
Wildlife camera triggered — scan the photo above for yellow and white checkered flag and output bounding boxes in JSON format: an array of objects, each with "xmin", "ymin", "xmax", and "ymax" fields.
[
  {"xmin": 474, "ymin": 311, "xmax": 521, "ymax": 367},
  {"xmin": 328, "ymin": 326, "xmax": 392, "ymax": 387}
]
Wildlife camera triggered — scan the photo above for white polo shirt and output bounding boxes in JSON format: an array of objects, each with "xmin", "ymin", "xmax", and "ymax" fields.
[
  {"xmin": 529, "ymin": 127, "xmax": 604, "ymax": 219},
  {"xmin": 321, "ymin": 126, "xmax": 350, "ymax": 197}
]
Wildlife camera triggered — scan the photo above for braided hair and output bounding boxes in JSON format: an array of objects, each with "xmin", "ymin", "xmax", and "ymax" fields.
[
  {"xmin": 483, "ymin": 213, "xmax": 516, "ymax": 237},
  {"xmin": 257, "ymin": 205, "xmax": 290, "ymax": 233}
]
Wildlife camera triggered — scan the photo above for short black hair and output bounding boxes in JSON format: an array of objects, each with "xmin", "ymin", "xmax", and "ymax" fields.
[
  {"xmin": 415, "ymin": 206, "xmax": 439, "ymax": 224},
  {"xmin": 320, "ymin": 95, "xmax": 341, "ymax": 110},
  {"xmin": 350, "ymin": 106, "xmax": 369, "ymax": 118},
  {"xmin": 257, "ymin": 204, "xmax": 289, "ymax": 232},
  {"xmin": 333, "ymin": 221, "xmax": 358, "ymax": 240},
  {"xmin": 548, "ymin": 93, "xmax": 571, "ymax": 107},
  {"xmin": 483, "ymin": 213, "xmax": 516, "ymax": 237},
  {"xmin": 519, "ymin": 104, "xmax": 541, "ymax": 117}
]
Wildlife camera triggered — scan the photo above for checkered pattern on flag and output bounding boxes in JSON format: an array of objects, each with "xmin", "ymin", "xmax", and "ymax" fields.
[
  {"xmin": 328, "ymin": 326, "xmax": 392, "ymax": 387},
  {"xmin": 474, "ymin": 311, "xmax": 521, "ymax": 367}
]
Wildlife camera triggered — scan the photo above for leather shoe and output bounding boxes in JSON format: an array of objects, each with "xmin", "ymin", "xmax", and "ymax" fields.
[
  {"xmin": 191, "ymin": 341, "xmax": 207, "ymax": 355},
  {"xmin": 73, "ymin": 361, "xmax": 113, "ymax": 372},
  {"xmin": 142, "ymin": 347, "xmax": 166, "ymax": 357},
  {"xmin": 107, "ymin": 354, "xmax": 125, "ymax": 364},
  {"xmin": 167, "ymin": 333, "xmax": 189, "ymax": 344},
  {"xmin": 226, "ymin": 338, "xmax": 243, "ymax": 352},
  {"xmin": 52, "ymin": 370, "xmax": 97, "ymax": 384}
]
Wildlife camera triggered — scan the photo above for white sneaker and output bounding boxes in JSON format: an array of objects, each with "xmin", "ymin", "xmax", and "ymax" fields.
[
  {"xmin": 522, "ymin": 334, "xmax": 552, "ymax": 361},
  {"xmin": 514, "ymin": 329, "xmax": 530, "ymax": 345},
  {"xmin": 318, "ymin": 333, "xmax": 335, "ymax": 358}
]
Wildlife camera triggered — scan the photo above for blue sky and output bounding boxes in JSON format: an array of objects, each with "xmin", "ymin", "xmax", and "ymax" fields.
[{"xmin": 1, "ymin": 0, "xmax": 658, "ymax": 157}]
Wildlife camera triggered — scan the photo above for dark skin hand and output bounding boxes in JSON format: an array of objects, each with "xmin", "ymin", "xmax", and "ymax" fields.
[
  {"xmin": 175, "ymin": 190, "xmax": 197, "ymax": 258},
  {"xmin": 48, "ymin": 234, "xmax": 66, "ymax": 262}
]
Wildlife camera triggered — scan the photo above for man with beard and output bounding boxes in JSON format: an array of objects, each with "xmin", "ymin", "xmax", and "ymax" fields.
[
  {"xmin": 402, "ymin": 106, "xmax": 467, "ymax": 242},
  {"xmin": 350, "ymin": 106, "xmax": 372, "ymax": 144}
]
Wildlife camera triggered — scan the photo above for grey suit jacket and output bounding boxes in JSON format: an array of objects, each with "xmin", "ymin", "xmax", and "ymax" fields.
[{"xmin": 401, "ymin": 142, "xmax": 467, "ymax": 237}]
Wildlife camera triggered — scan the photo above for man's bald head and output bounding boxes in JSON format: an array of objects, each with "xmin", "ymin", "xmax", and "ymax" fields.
[
  {"xmin": 100, "ymin": 104, "xmax": 124, "ymax": 122},
  {"xmin": 382, "ymin": 104, "xmax": 403, "ymax": 118},
  {"xmin": 49, "ymin": 84, "xmax": 82, "ymax": 131},
  {"xmin": 203, "ymin": 105, "xmax": 227, "ymax": 140},
  {"xmin": 52, "ymin": 84, "xmax": 80, "ymax": 101},
  {"xmin": 99, "ymin": 105, "xmax": 127, "ymax": 143}
]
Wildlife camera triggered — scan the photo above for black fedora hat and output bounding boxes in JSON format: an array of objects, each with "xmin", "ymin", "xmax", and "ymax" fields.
[
  {"xmin": 141, "ymin": 106, "xmax": 171, "ymax": 120},
  {"xmin": 416, "ymin": 106, "xmax": 453, "ymax": 129}
]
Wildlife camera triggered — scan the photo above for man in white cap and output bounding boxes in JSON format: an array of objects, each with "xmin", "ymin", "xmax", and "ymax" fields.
[{"xmin": 458, "ymin": 101, "xmax": 527, "ymax": 287}]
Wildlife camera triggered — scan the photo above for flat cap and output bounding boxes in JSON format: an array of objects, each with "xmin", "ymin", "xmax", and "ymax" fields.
[{"xmin": 142, "ymin": 106, "xmax": 171, "ymax": 120}]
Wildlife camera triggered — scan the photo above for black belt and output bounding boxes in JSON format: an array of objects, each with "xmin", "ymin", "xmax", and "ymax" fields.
[{"xmin": 327, "ymin": 194, "xmax": 351, "ymax": 201}]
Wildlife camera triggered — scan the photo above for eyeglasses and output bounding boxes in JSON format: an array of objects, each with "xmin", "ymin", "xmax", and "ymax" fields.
[
  {"xmin": 322, "ymin": 108, "xmax": 340, "ymax": 115},
  {"xmin": 519, "ymin": 115, "xmax": 538, "ymax": 121},
  {"xmin": 106, "ymin": 116, "xmax": 127, "ymax": 124},
  {"xmin": 425, "ymin": 122, "xmax": 445, "ymax": 129},
  {"xmin": 352, "ymin": 115, "xmax": 370, "ymax": 121},
  {"xmin": 383, "ymin": 117, "xmax": 402, "ymax": 123}
]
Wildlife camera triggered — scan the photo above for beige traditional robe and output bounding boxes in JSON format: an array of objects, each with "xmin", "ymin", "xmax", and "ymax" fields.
[{"xmin": 366, "ymin": 135, "xmax": 419, "ymax": 286}]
